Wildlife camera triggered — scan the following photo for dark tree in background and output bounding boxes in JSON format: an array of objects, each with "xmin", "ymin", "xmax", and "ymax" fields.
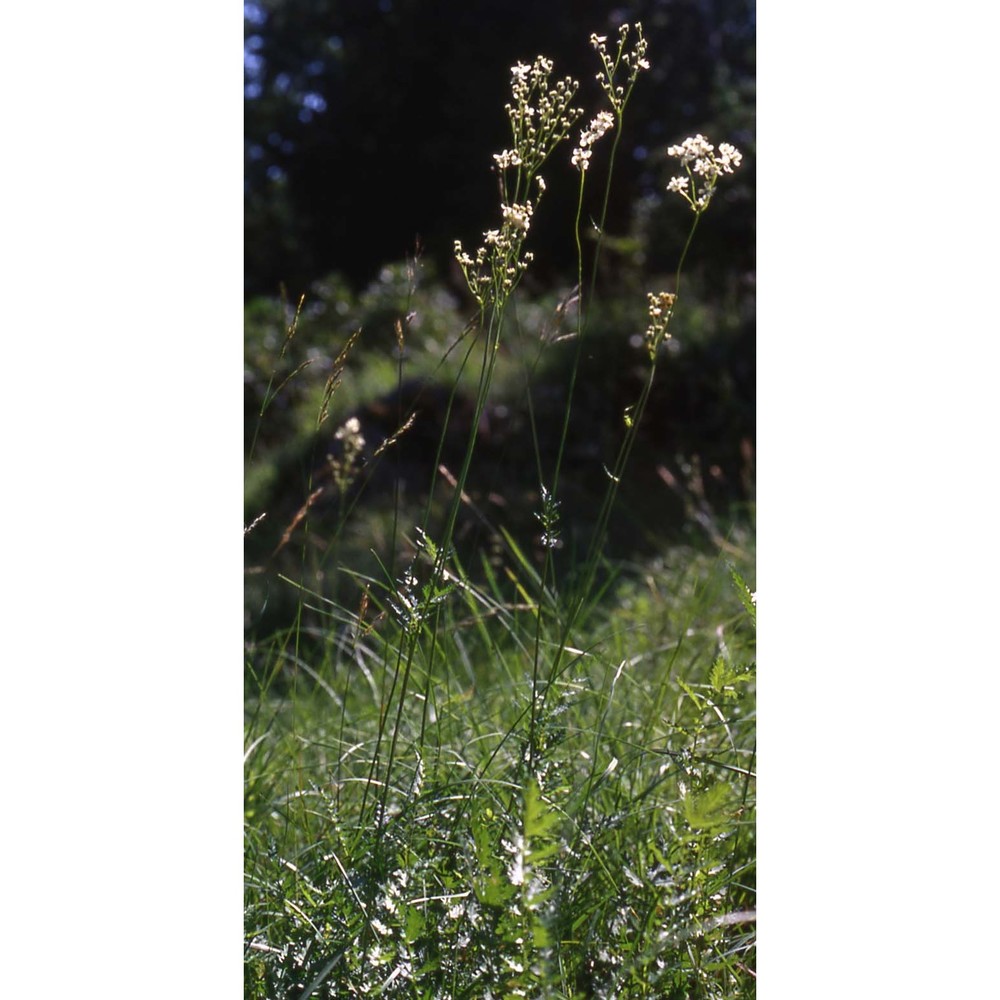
[{"xmin": 244, "ymin": 0, "xmax": 755, "ymax": 299}]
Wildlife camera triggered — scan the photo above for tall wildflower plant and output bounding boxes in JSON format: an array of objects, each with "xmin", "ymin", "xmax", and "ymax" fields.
[
  {"xmin": 372, "ymin": 10, "xmax": 742, "ymax": 916},
  {"xmin": 534, "ymin": 121, "xmax": 745, "ymax": 733},
  {"xmin": 502, "ymin": 27, "xmax": 747, "ymax": 803},
  {"xmin": 526, "ymin": 23, "xmax": 652, "ymax": 767},
  {"xmin": 360, "ymin": 50, "xmax": 586, "ymax": 876}
]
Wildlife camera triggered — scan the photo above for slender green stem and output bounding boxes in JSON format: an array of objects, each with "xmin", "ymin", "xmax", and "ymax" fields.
[{"xmin": 538, "ymin": 207, "xmax": 704, "ymax": 717}]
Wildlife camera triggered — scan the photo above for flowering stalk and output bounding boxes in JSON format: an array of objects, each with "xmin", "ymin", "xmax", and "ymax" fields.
[
  {"xmin": 555, "ymin": 23, "xmax": 651, "ymax": 496},
  {"xmin": 644, "ymin": 290, "xmax": 677, "ymax": 360},
  {"xmin": 540, "ymin": 132, "xmax": 744, "ymax": 720},
  {"xmin": 454, "ymin": 56, "xmax": 581, "ymax": 315},
  {"xmin": 590, "ymin": 23, "xmax": 650, "ymax": 115},
  {"xmin": 445, "ymin": 56, "xmax": 581, "ymax": 566},
  {"xmin": 524, "ymin": 23, "xmax": 651, "ymax": 772},
  {"xmin": 380, "ymin": 49, "xmax": 584, "ymax": 778}
]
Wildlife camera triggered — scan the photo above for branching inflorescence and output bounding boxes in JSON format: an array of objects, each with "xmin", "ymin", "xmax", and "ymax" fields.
[
  {"xmin": 666, "ymin": 133, "xmax": 743, "ymax": 215},
  {"xmin": 590, "ymin": 24, "xmax": 650, "ymax": 115},
  {"xmin": 454, "ymin": 57, "xmax": 582, "ymax": 311}
]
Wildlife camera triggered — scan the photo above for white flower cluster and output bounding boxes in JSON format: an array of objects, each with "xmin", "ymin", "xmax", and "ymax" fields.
[
  {"xmin": 667, "ymin": 134, "xmax": 742, "ymax": 176},
  {"xmin": 455, "ymin": 56, "xmax": 581, "ymax": 310},
  {"xmin": 591, "ymin": 22, "xmax": 650, "ymax": 114},
  {"xmin": 493, "ymin": 148, "xmax": 522, "ymax": 170},
  {"xmin": 503, "ymin": 55, "xmax": 581, "ymax": 177},
  {"xmin": 329, "ymin": 415, "xmax": 366, "ymax": 492},
  {"xmin": 571, "ymin": 110, "xmax": 615, "ymax": 171},
  {"xmin": 335, "ymin": 415, "xmax": 364, "ymax": 445},
  {"xmin": 665, "ymin": 134, "xmax": 743, "ymax": 213},
  {"xmin": 501, "ymin": 200, "xmax": 534, "ymax": 232},
  {"xmin": 453, "ymin": 197, "xmax": 537, "ymax": 306},
  {"xmin": 644, "ymin": 290, "xmax": 677, "ymax": 360}
]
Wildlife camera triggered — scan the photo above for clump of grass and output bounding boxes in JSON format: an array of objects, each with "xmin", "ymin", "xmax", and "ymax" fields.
[{"xmin": 246, "ymin": 21, "xmax": 753, "ymax": 998}]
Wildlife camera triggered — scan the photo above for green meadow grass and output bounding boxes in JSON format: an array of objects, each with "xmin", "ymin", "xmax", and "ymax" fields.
[
  {"xmin": 245, "ymin": 23, "xmax": 754, "ymax": 998},
  {"xmin": 245, "ymin": 545, "xmax": 755, "ymax": 998}
]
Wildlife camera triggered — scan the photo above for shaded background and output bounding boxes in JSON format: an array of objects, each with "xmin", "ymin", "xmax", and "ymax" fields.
[
  {"xmin": 244, "ymin": 0, "xmax": 755, "ymax": 643},
  {"xmin": 245, "ymin": 0, "xmax": 755, "ymax": 297}
]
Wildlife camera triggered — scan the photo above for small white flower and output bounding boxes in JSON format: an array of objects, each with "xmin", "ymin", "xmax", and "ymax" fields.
[
  {"xmin": 510, "ymin": 62, "xmax": 531, "ymax": 84},
  {"xmin": 336, "ymin": 416, "xmax": 361, "ymax": 438},
  {"xmin": 588, "ymin": 110, "xmax": 615, "ymax": 141},
  {"xmin": 501, "ymin": 201, "xmax": 533, "ymax": 232},
  {"xmin": 667, "ymin": 133, "xmax": 714, "ymax": 164},
  {"xmin": 717, "ymin": 142, "xmax": 743, "ymax": 172},
  {"xmin": 533, "ymin": 56, "xmax": 554, "ymax": 76},
  {"xmin": 493, "ymin": 148, "xmax": 522, "ymax": 170},
  {"xmin": 572, "ymin": 110, "xmax": 615, "ymax": 171},
  {"xmin": 454, "ymin": 240, "xmax": 474, "ymax": 268}
]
